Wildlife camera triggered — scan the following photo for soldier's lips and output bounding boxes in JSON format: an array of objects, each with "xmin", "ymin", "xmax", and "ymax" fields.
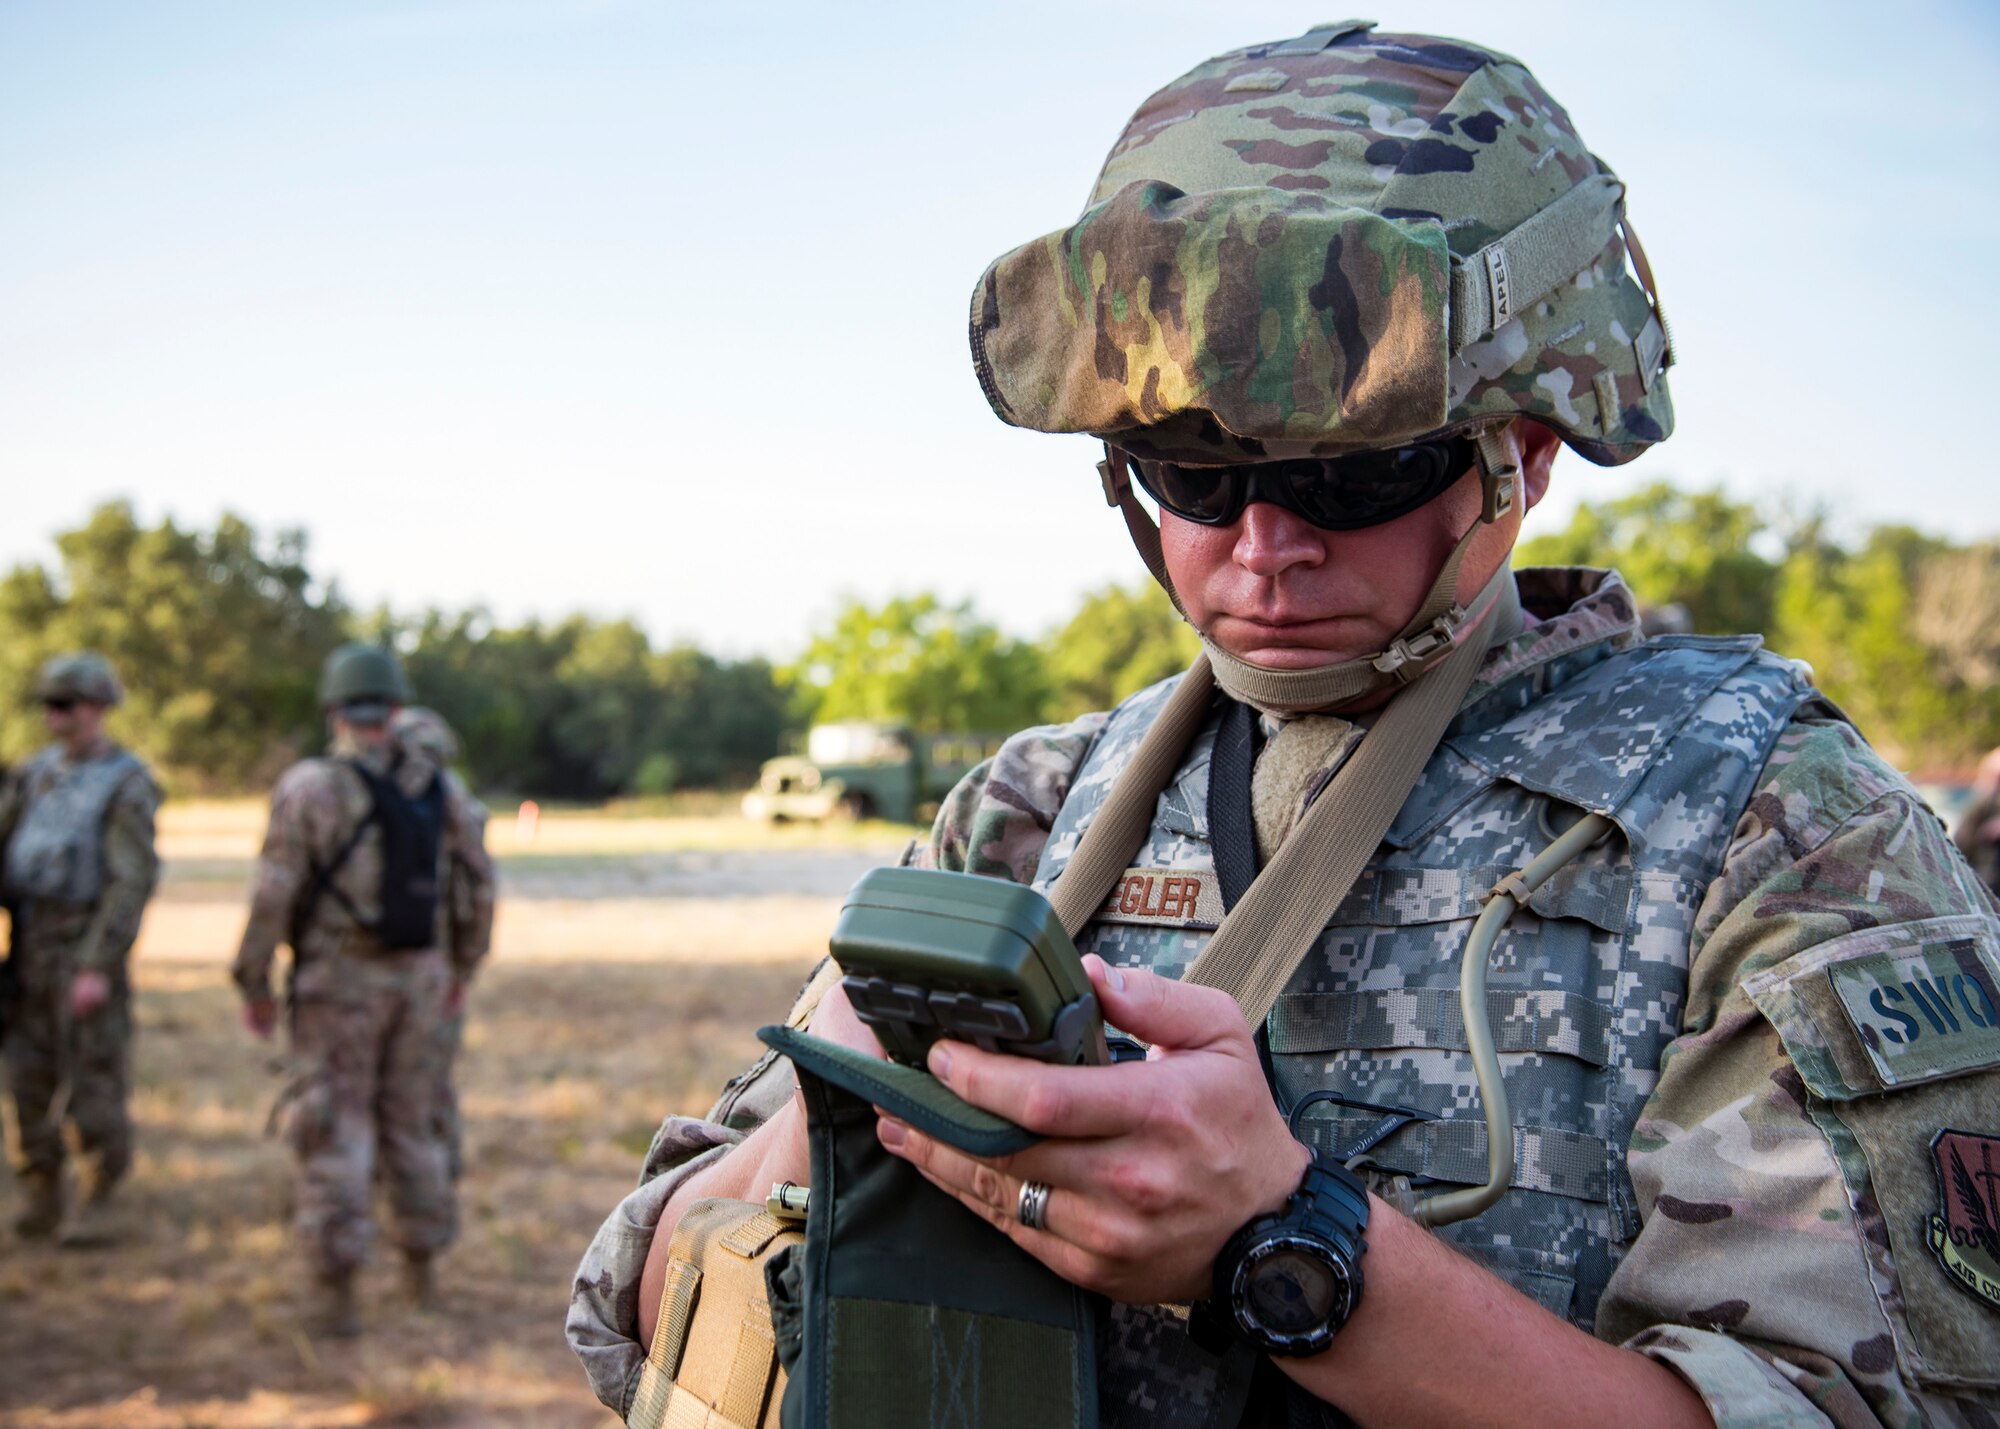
[{"xmin": 1208, "ymin": 615, "xmax": 1381, "ymax": 667}]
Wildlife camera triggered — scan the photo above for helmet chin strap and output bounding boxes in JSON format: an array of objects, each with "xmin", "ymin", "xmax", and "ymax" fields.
[{"xmin": 1098, "ymin": 426, "xmax": 1527, "ymax": 717}]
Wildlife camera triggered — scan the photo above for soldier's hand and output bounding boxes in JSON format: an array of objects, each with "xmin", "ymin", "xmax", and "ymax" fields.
[
  {"xmin": 444, "ymin": 977, "xmax": 468, "ymax": 1017},
  {"xmin": 877, "ymin": 955, "xmax": 1309, "ymax": 1305},
  {"xmin": 243, "ymin": 996, "xmax": 279, "ymax": 1040},
  {"xmin": 68, "ymin": 970, "xmax": 111, "ymax": 1019}
]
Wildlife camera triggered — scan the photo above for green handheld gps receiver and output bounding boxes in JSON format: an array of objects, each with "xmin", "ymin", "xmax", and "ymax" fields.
[{"xmin": 830, "ymin": 867, "xmax": 1110, "ymax": 1068}]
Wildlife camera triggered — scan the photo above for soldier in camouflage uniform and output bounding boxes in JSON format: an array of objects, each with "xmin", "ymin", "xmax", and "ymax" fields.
[
  {"xmin": 389, "ymin": 705, "xmax": 495, "ymax": 1181},
  {"xmin": 570, "ymin": 25, "xmax": 2000, "ymax": 1427},
  {"xmin": 235, "ymin": 647, "xmax": 494, "ymax": 1336},
  {"xmin": 1951, "ymin": 748, "xmax": 2000, "ymax": 898},
  {"xmin": 1, "ymin": 653, "xmax": 160, "ymax": 1246}
]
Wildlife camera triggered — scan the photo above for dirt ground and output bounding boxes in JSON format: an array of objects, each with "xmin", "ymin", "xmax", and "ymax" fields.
[{"xmin": 0, "ymin": 803, "xmax": 909, "ymax": 1428}]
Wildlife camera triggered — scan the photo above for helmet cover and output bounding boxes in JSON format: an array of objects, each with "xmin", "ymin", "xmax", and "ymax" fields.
[{"xmin": 969, "ymin": 22, "xmax": 1672, "ymax": 466}]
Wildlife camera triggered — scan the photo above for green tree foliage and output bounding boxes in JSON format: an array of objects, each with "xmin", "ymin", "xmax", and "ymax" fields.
[
  {"xmin": 1040, "ymin": 580, "xmax": 1199, "ymax": 721},
  {"xmin": 790, "ymin": 594, "xmax": 1050, "ymax": 736},
  {"xmin": 25, "ymin": 482, "xmax": 2000, "ymax": 791},
  {"xmin": 1522, "ymin": 487, "xmax": 2000, "ymax": 770},
  {"xmin": 0, "ymin": 502, "xmax": 347, "ymax": 788},
  {"xmin": 387, "ymin": 611, "xmax": 791, "ymax": 800},
  {"xmin": 0, "ymin": 504, "xmax": 790, "ymax": 798},
  {"xmin": 1515, "ymin": 481, "xmax": 1778, "ymax": 635}
]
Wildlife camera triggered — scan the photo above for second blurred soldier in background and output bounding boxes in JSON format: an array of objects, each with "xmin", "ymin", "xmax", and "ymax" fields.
[
  {"xmin": 233, "ymin": 645, "xmax": 495, "ymax": 1337},
  {"xmin": 390, "ymin": 705, "xmax": 494, "ymax": 1183},
  {"xmin": 1, "ymin": 653, "xmax": 159, "ymax": 1247}
]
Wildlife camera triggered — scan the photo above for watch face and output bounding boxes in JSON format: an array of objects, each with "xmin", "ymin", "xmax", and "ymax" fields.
[{"xmin": 1234, "ymin": 1234, "xmax": 1352, "ymax": 1350}]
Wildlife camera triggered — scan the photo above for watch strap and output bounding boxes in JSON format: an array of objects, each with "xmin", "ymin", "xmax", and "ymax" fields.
[{"xmin": 1297, "ymin": 1153, "xmax": 1371, "ymax": 1247}]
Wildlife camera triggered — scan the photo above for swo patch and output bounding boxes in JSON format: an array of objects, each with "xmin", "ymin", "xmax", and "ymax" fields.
[{"xmin": 1828, "ymin": 937, "xmax": 2000, "ymax": 1086}]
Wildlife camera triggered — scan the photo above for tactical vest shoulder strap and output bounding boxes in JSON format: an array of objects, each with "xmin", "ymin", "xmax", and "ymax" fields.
[{"xmin": 294, "ymin": 760, "xmax": 382, "ymax": 944}]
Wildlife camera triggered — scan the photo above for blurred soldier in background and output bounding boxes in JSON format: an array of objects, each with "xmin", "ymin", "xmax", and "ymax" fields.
[
  {"xmin": 390, "ymin": 705, "xmax": 495, "ymax": 1182},
  {"xmin": 233, "ymin": 646, "xmax": 494, "ymax": 1336},
  {"xmin": 1, "ymin": 653, "xmax": 160, "ymax": 1246},
  {"xmin": 1954, "ymin": 745, "xmax": 2000, "ymax": 897}
]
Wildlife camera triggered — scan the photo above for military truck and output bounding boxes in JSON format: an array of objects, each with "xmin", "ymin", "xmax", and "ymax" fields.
[{"xmin": 741, "ymin": 722, "xmax": 998, "ymax": 825}]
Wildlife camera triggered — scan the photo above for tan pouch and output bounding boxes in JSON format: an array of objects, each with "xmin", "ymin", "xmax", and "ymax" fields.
[{"xmin": 627, "ymin": 1196, "xmax": 803, "ymax": 1429}]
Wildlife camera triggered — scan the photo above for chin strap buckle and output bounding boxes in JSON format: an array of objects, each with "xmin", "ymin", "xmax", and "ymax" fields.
[
  {"xmin": 1098, "ymin": 449, "xmax": 1130, "ymax": 508},
  {"xmin": 1371, "ymin": 607, "xmax": 1466, "ymax": 679},
  {"xmin": 1473, "ymin": 427, "xmax": 1519, "ymax": 524}
]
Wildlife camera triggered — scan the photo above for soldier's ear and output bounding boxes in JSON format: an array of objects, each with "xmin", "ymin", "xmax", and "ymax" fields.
[{"xmin": 1516, "ymin": 420, "xmax": 1560, "ymax": 512}]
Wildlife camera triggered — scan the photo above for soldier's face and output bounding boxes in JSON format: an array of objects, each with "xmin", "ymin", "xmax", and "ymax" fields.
[
  {"xmin": 1162, "ymin": 421, "xmax": 1557, "ymax": 671},
  {"xmin": 41, "ymin": 699, "xmax": 105, "ymax": 746}
]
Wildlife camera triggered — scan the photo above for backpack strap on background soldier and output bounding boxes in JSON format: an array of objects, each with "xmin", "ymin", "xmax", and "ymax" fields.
[{"xmin": 294, "ymin": 755, "xmax": 447, "ymax": 953}]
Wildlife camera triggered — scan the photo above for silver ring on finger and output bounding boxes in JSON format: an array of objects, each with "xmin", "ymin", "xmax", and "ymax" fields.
[{"xmin": 1016, "ymin": 1179, "xmax": 1053, "ymax": 1231}]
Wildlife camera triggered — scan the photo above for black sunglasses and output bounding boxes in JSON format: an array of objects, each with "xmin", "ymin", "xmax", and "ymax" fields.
[
  {"xmin": 40, "ymin": 697, "xmax": 78, "ymax": 713},
  {"xmin": 1125, "ymin": 435, "xmax": 1480, "ymax": 532}
]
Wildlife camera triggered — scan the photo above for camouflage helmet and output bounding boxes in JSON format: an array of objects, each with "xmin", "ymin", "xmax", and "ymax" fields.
[
  {"xmin": 392, "ymin": 705, "xmax": 460, "ymax": 765},
  {"xmin": 318, "ymin": 643, "xmax": 412, "ymax": 709},
  {"xmin": 969, "ymin": 21, "xmax": 1673, "ymax": 466},
  {"xmin": 33, "ymin": 652, "xmax": 124, "ymax": 708}
]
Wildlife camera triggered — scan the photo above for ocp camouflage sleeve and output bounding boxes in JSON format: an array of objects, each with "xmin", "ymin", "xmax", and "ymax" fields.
[
  {"xmin": 923, "ymin": 712, "xmax": 1109, "ymax": 880},
  {"xmin": 231, "ymin": 763, "xmax": 344, "ymax": 1003},
  {"xmin": 1600, "ymin": 717, "xmax": 2000, "ymax": 1426},
  {"xmin": 73, "ymin": 768, "xmax": 160, "ymax": 972}
]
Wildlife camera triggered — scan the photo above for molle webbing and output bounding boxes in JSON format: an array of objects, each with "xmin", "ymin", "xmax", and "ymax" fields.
[
  {"xmin": 1293, "ymin": 1112, "xmax": 1612, "ymax": 1204},
  {"xmin": 628, "ymin": 1198, "xmax": 799, "ymax": 1429}
]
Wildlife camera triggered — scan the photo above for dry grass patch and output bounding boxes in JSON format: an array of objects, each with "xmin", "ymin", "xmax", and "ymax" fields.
[{"xmin": 4, "ymin": 911, "xmax": 839, "ymax": 1423}]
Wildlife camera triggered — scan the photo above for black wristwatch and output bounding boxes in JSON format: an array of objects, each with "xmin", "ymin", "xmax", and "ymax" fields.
[{"xmin": 1200, "ymin": 1148, "xmax": 1370, "ymax": 1358}]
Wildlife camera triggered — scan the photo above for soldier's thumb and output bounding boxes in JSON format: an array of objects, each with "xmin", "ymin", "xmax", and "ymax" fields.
[{"xmin": 1083, "ymin": 955, "xmax": 1246, "ymax": 1055}]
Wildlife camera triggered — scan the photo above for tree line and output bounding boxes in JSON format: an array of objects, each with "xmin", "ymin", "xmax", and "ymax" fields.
[
  {"xmin": 4, "ymin": 490, "xmax": 1993, "ymax": 796},
  {"xmin": 1515, "ymin": 482, "xmax": 2000, "ymax": 771},
  {"xmin": 0, "ymin": 502, "xmax": 1195, "ymax": 798}
]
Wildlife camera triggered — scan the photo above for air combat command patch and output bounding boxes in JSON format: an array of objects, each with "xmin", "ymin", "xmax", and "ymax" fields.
[{"xmin": 1927, "ymin": 1129, "xmax": 2000, "ymax": 1311}]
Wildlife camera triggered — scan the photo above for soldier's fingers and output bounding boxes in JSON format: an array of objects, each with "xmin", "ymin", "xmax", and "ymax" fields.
[
  {"xmin": 1083, "ymin": 956, "xmax": 1248, "ymax": 1056},
  {"xmin": 884, "ymin": 1126, "xmax": 1076, "ymax": 1238},
  {"xmin": 876, "ymin": 1115, "xmax": 1110, "ymax": 1207},
  {"xmin": 899, "ymin": 1158, "xmax": 1146, "ymax": 1298},
  {"xmin": 924, "ymin": 1040, "xmax": 1151, "ymax": 1138}
]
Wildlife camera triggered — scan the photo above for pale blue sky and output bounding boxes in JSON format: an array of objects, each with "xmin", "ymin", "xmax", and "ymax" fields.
[{"xmin": 4, "ymin": 1, "xmax": 1996, "ymax": 656}]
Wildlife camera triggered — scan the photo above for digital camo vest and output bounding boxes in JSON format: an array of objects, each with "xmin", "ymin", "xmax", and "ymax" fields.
[
  {"xmin": 1031, "ymin": 635, "xmax": 1819, "ymax": 1429},
  {"xmin": 3, "ymin": 745, "xmax": 143, "ymax": 906}
]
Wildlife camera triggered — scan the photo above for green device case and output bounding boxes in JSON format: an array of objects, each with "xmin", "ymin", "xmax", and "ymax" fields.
[{"xmin": 829, "ymin": 867, "xmax": 1108, "ymax": 1067}]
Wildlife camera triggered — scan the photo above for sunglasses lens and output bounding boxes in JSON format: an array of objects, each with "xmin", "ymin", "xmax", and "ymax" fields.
[
  {"xmin": 1291, "ymin": 441, "xmax": 1464, "ymax": 529},
  {"xmin": 1126, "ymin": 436, "xmax": 1478, "ymax": 531},
  {"xmin": 1138, "ymin": 462, "xmax": 1239, "ymax": 524},
  {"xmin": 42, "ymin": 698, "xmax": 76, "ymax": 713}
]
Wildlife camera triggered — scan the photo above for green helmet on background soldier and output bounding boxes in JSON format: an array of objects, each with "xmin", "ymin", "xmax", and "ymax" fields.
[
  {"xmin": 318, "ymin": 643, "xmax": 412, "ymax": 712},
  {"xmin": 32, "ymin": 652, "xmax": 125, "ymax": 708},
  {"xmin": 970, "ymin": 19, "xmax": 1672, "ymax": 467}
]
